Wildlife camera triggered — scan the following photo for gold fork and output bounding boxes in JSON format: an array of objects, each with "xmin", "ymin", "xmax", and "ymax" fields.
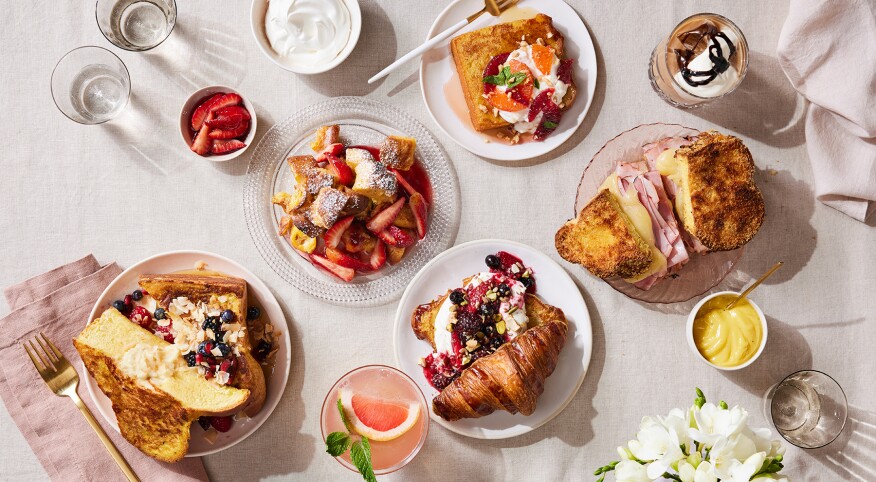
[
  {"xmin": 368, "ymin": 0, "xmax": 522, "ymax": 83},
  {"xmin": 24, "ymin": 333, "xmax": 140, "ymax": 482}
]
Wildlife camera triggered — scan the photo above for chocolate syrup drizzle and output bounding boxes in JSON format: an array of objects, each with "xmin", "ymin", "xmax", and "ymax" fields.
[{"xmin": 674, "ymin": 23, "xmax": 736, "ymax": 87}]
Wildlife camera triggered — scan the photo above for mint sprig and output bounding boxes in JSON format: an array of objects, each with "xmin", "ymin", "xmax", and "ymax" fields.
[
  {"xmin": 483, "ymin": 66, "xmax": 527, "ymax": 89},
  {"xmin": 325, "ymin": 397, "xmax": 377, "ymax": 482}
]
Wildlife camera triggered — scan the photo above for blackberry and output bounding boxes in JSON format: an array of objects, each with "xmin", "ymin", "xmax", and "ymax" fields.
[
  {"xmin": 485, "ymin": 254, "xmax": 501, "ymax": 270},
  {"xmin": 431, "ymin": 372, "xmax": 455, "ymax": 391},
  {"xmin": 455, "ymin": 311, "xmax": 484, "ymax": 336},
  {"xmin": 449, "ymin": 289, "xmax": 466, "ymax": 305},
  {"xmin": 197, "ymin": 416, "xmax": 211, "ymax": 431},
  {"xmin": 153, "ymin": 308, "xmax": 167, "ymax": 320},
  {"xmin": 202, "ymin": 317, "xmax": 220, "ymax": 334},
  {"xmin": 247, "ymin": 306, "xmax": 261, "ymax": 321},
  {"xmin": 184, "ymin": 352, "xmax": 197, "ymax": 367},
  {"xmin": 478, "ymin": 302, "xmax": 498, "ymax": 316},
  {"xmin": 254, "ymin": 339, "xmax": 272, "ymax": 362},
  {"xmin": 496, "ymin": 283, "xmax": 510, "ymax": 297},
  {"xmin": 469, "ymin": 348, "xmax": 491, "ymax": 363},
  {"xmin": 220, "ymin": 309, "xmax": 235, "ymax": 322}
]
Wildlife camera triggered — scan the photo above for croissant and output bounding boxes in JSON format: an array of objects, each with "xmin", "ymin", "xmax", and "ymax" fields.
[{"xmin": 431, "ymin": 297, "xmax": 568, "ymax": 421}]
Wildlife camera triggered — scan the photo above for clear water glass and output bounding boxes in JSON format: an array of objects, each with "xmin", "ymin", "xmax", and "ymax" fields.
[
  {"xmin": 768, "ymin": 370, "xmax": 848, "ymax": 448},
  {"xmin": 51, "ymin": 46, "xmax": 131, "ymax": 125},
  {"xmin": 96, "ymin": 0, "xmax": 176, "ymax": 51}
]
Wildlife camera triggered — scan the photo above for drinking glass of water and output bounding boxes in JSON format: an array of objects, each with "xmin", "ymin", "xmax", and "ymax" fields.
[
  {"xmin": 96, "ymin": 0, "xmax": 176, "ymax": 51},
  {"xmin": 768, "ymin": 370, "xmax": 848, "ymax": 448},
  {"xmin": 51, "ymin": 46, "xmax": 131, "ymax": 124}
]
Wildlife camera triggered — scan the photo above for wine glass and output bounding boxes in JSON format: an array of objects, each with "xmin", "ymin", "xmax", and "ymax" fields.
[{"xmin": 768, "ymin": 370, "xmax": 848, "ymax": 448}]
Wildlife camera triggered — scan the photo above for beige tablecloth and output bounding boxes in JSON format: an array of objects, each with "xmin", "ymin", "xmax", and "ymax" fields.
[{"xmin": 1, "ymin": 1, "xmax": 873, "ymax": 481}]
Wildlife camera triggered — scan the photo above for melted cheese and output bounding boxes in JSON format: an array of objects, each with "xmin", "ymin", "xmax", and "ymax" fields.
[
  {"xmin": 654, "ymin": 148, "xmax": 695, "ymax": 230},
  {"xmin": 599, "ymin": 174, "xmax": 667, "ymax": 282}
]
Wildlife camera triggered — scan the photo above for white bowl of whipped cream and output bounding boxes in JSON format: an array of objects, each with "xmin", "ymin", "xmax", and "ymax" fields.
[{"xmin": 251, "ymin": 0, "xmax": 361, "ymax": 74}]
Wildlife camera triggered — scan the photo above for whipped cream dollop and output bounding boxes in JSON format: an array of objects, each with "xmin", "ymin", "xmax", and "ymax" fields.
[
  {"xmin": 119, "ymin": 343, "xmax": 183, "ymax": 386},
  {"xmin": 265, "ymin": 0, "xmax": 351, "ymax": 66},
  {"xmin": 673, "ymin": 31, "xmax": 740, "ymax": 98},
  {"xmin": 497, "ymin": 45, "xmax": 569, "ymax": 133}
]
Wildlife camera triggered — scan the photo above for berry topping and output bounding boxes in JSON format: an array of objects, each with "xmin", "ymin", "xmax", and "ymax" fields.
[
  {"xmin": 309, "ymin": 254, "xmax": 355, "ymax": 282},
  {"xmin": 376, "ymin": 226, "xmax": 417, "ymax": 248},
  {"xmin": 408, "ymin": 192, "xmax": 428, "ymax": 240},
  {"xmin": 123, "ymin": 295, "xmax": 133, "ymax": 307},
  {"xmin": 220, "ymin": 310, "xmax": 235, "ymax": 322},
  {"xmin": 112, "ymin": 300, "xmax": 127, "ymax": 312},
  {"xmin": 366, "ymin": 197, "xmax": 406, "ymax": 234},
  {"xmin": 207, "ymin": 92, "xmax": 243, "ymax": 113},
  {"xmin": 497, "ymin": 283, "xmax": 511, "ymax": 297},
  {"xmin": 190, "ymin": 93, "xmax": 223, "ymax": 131},
  {"xmin": 191, "ymin": 123, "xmax": 213, "ymax": 156},
  {"xmin": 478, "ymin": 302, "xmax": 498, "ymax": 316},
  {"xmin": 211, "ymin": 139, "xmax": 247, "ymax": 154},
  {"xmin": 324, "ymin": 216, "xmax": 355, "ymax": 250},
  {"xmin": 202, "ymin": 317, "xmax": 220, "ymax": 334},
  {"xmin": 326, "ymin": 247, "xmax": 373, "ymax": 272},
  {"xmin": 197, "ymin": 416, "xmax": 211, "ymax": 431},
  {"xmin": 485, "ymin": 254, "xmax": 501, "ymax": 270},
  {"xmin": 184, "ymin": 352, "xmax": 197, "ymax": 367},
  {"xmin": 455, "ymin": 311, "xmax": 484, "ymax": 337},
  {"xmin": 213, "ymin": 343, "xmax": 231, "ymax": 358},
  {"xmin": 247, "ymin": 306, "xmax": 261, "ymax": 321},
  {"xmin": 208, "ymin": 120, "xmax": 250, "ymax": 140},
  {"xmin": 520, "ymin": 276, "xmax": 535, "ymax": 290},
  {"xmin": 326, "ymin": 155, "xmax": 355, "ymax": 186},
  {"xmin": 197, "ymin": 341, "xmax": 214, "ymax": 357},
  {"xmin": 153, "ymin": 308, "xmax": 167, "ymax": 320},
  {"xmin": 129, "ymin": 306, "xmax": 153, "ymax": 329},
  {"xmin": 369, "ymin": 240, "xmax": 387, "ymax": 271},
  {"xmin": 430, "ymin": 372, "xmax": 455, "ymax": 391},
  {"xmin": 449, "ymin": 289, "xmax": 466, "ymax": 305},
  {"xmin": 205, "ymin": 105, "xmax": 251, "ymax": 129},
  {"xmin": 254, "ymin": 339, "xmax": 272, "ymax": 362},
  {"xmin": 131, "ymin": 290, "xmax": 143, "ymax": 301},
  {"xmin": 497, "ymin": 251, "xmax": 524, "ymax": 272},
  {"xmin": 209, "ymin": 416, "xmax": 233, "ymax": 433}
]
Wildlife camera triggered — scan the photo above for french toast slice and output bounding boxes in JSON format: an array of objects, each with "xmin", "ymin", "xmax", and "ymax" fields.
[
  {"xmin": 74, "ymin": 308, "xmax": 250, "ymax": 462},
  {"xmin": 450, "ymin": 14, "xmax": 577, "ymax": 131},
  {"xmin": 555, "ymin": 189, "xmax": 654, "ymax": 279},
  {"xmin": 672, "ymin": 131, "xmax": 765, "ymax": 251},
  {"xmin": 138, "ymin": 272, "xmax": 267, "ymax": 417}
]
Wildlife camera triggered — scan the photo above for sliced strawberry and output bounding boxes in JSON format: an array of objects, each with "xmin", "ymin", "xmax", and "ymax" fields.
[
  {"xmin": 377, "ymin": 226, "xmax": 416, "ymax": 248},
  {"xmin": 324, "ymin": 216, "xmax": 354, "ymax": 249},
  {"xmin": 209, "ymin": 92, "xmax": 243, "ymax": 112},
  {"xmin": 370, "ymin": 240, "xmax": 386, "ymax": 270},
  {"xmin": 391, "ymin": 169, "xmax": 419, "ymax": 196},
  {"xmin": 408, "ymin": 193, "xmax": 428, "ymax": 239},
  {"xmin": 323, "ymin": 143, "xmax": 344, "ymax": 157},
  {"xmin": 326, "ymin": 247, "xmax": 372, "ymax": 271},
  {"xmin": 212, "ymin": 139, "xmax": 246, "ymax": 154},
  {"xmin": 209, "ymin": 119, "xmax": 250, "ymax": 139},
  {"xmin": 326, "ymin": 155, "xmax": 355, "ymax": 186},
  {"xmin": 310, "ymin": 254, "xmax": 355, "ymax": 282},
  {"xmin": 191, "ymin": 93, "xmax": 223, "ymax": 131},
  {"xmin": 366, "ymin": 197, "xmax": 406, "ymax": 233},
  {"xmin": 191, "ymin": 123, "xmax": 213, "ymax": 156},
  {"xmin": 205, "ymin": 105, "xmax": 250, "ymax": 128}
]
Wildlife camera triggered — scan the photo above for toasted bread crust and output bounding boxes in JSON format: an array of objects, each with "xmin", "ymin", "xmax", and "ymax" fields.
[
  {"xmin": 450, "ymin": 14, "xmax": 575, "ymax": 131},
  {"xmin": 555, "ymin": 190, "xmax": 653, "ymax": 278},
  {"xmin": 677, "ymin": 131, "xmax": 765, "ymax": 251}
]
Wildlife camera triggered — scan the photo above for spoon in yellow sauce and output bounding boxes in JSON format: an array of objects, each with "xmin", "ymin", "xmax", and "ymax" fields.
[{"xmin": 725, "ymin": 262, "xmax": 783, "ymax": 310}]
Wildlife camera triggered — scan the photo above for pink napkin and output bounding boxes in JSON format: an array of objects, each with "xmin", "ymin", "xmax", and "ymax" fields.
[
  {"xmin": 0, "ymin": 255, "xmax": 209, "ymax": 482},
  {"xmin": 777, "ymin": 0, "xmax": 876, "ymax": 222}
]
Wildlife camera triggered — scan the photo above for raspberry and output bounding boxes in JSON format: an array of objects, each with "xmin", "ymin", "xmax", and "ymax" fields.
[
  {"xmin": 129, "ymin": 306, "xmax": 153, "ymax": 328},
  {"xmin": 209, "ymin": 416, "xmax": 233, "ymax": 433}
]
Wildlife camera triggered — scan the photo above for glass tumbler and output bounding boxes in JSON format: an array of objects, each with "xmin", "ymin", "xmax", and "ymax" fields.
[
  {"xmin": 768, "ymin": 370, "xmax": 848, "ymax": 448},
  {"xmin": 96, "ymin": 0, "xmax": 176, "ymax": 51},
  {"xmin": 51, "ymin": 46, "xmax": 131, "ymax": 124}
]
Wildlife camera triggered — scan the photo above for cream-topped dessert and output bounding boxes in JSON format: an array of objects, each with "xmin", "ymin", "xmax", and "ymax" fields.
[
  {"xmin": 418, "ymin": 251, "xmax": 536, "ymax": 390},
  {"xmin": 265, "ymin": 0, "xmax": 351, "ymax": 66},
  {"xmin": 672, "ymin": 25, "xmax": 740, "ymax": 98}
]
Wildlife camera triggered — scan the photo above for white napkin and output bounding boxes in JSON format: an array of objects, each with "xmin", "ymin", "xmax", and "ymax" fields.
[{"xmin": 776, "ymin": 0, "xmax": 876, "ymax": 222}]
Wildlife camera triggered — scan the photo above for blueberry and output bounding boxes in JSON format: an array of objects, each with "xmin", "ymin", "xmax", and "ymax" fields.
[
  {"xmin": 254, "ymin": 339, "xmax": 272, "ymax": 362},
  {"xmin": 520, "ymin": 276, "xmax": 534, "ymax": 289},
  {"xmin": 153, "ymin": 308, "xmax": 167, "ymax": 320},
  {"xmin": 213, "ymin": 343, "xmax": 231, "ymax": 357},
  {"xmin": 197, "ymin": 341, "xmax": 214, "ymax": 356},
  {"xmin": 198, "ymin": 416, "xmax": 211, "ymax": 431},
  {"xmin": 131, "ymin": 290, "xmax": 143, "ymax": 301},
  {"xmin": 112, "ymin": 300, "xmax": 126, "ymax": 312},
  {"xmin": 247, "ymin": 306, "xmax": 261, "ymax": 321},
  {"xmin": 184, "ymin": 352, "xmax": 197, "ymax": 367},
  {"xmin": 449, "ymin": 289, "xmax": 465, "ymax": 305},
  {"xmin": 478, "ymin": 302, "xmax": 497, "ymax": 316},
  {"xmin": 497, "ymin": 283, "xmax": 510, "ymax": 297},
  {"xmin": 485, "ymin": 254, "xmax": 501, "ymax": 270},
  {"xmin": 220, "ymin": 310, "xmax": 234, "ymax": 322}
]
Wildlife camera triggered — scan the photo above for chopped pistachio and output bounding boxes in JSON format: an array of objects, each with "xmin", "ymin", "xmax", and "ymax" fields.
[{"xmin": 496, "ymin": 320, "xmax": 506, "ymax": 335}]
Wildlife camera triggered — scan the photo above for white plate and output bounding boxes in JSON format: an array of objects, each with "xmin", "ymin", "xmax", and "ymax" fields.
[
  {"xmin": 420, "ymin": 0, "xmax": 598, "ymax": 161},
  {"xmin": 82, "ymin": 250, "xmax": 292, "ymax": 457},
  {"xmin": 393, "ymin": 239, "xmax": 592, "ymax": 439}
]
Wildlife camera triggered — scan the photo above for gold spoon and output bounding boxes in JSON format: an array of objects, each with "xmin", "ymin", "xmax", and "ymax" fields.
[{"xmin": 725, "ymin": 262, "xmax": 783, "ymax": 310}]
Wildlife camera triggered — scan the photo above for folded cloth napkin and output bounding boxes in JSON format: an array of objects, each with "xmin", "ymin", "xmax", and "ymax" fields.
[
  {"xmin": 777, "ymin": 0, "xmax": 876, "ymax": 222},
  {"xmin": 0, "ymin": 255, "xmax": 209, "ymax": 482}
]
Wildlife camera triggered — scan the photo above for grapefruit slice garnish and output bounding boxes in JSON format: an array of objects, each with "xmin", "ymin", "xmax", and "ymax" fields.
[
  {"xmin": 530, "ymin": 44, "xmax": 556, "ymax": 76},
  {"xmin": 340, "ymin": 389, "xmax": 420, "ymax": 442}
]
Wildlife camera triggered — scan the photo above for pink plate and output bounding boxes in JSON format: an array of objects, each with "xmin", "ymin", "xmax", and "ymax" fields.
[{"xmin": 573, "ymin": 123, "xmax": 744, "ymax": 303}]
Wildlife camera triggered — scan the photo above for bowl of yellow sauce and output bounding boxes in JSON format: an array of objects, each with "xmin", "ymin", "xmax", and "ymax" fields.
[{"xmin": 686, "ymin": 291, "xmax": 767, "ymax": 370}]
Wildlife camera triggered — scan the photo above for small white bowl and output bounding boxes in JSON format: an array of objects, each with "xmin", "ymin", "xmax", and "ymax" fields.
[
  {"xmin": 180, "ymin": 86, "xmax": 257, "ymax": 162},
  {"xmin": 686, "ymin": 290, "xmax": 768, "ymax": 371},
  {"xmin": 250, "ymin": 0, "xmax": 362, "ymax": 74}
]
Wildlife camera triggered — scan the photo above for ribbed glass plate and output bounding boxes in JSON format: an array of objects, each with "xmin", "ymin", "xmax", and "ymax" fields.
[
  {"xmin": 573, "ymin": 123, "xmax": 744, "ymax": 303},
  {"xmin": 244, "ymin": 97, "xmax": 460, "ymax": 306}
]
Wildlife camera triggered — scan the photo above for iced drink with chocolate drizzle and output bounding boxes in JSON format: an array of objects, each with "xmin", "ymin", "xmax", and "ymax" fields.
[{"xmin": 649, "ymin": 13, "xmax": 748, "ymax": 107}]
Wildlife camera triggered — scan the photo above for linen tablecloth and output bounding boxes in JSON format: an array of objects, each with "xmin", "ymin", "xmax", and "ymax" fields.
[{"xmin": 1, "ymin": 1, "xmax": 873, "ymax": 481}]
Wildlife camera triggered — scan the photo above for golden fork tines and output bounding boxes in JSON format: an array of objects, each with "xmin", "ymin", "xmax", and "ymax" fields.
[
  {"xmin": 468, "ymin": 0, "xmax": 521, "ymax": 22},
  {"xmin": 24, "ymin": 333, "xmax": 141, "ymax": 482}
]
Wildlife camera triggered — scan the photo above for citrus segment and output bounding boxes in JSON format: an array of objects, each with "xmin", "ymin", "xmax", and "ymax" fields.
[
  {"xmin": 530, "ymin": 44, "xmax": 556, "ymax": 76},
  {"xmin": 340, "ymin": 389, "xmax": 420, "ymax": 442}
]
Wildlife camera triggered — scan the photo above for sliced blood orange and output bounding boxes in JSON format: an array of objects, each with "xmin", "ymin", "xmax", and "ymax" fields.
[
  {"xmin": 340, "ymin": 390, "xmax": 420, "ymax": 442},
  {"xmin": 530, "ymin": 44, "xmax": 556, "ymax": 76},
  {"xmin": 486, "ymin": 60, "xmax": 533, "ymax": 112}
]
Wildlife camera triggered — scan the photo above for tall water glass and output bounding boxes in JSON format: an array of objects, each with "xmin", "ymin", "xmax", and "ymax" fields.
[
  {"xmin": 51, "ymin": 46, "xmax": 131, "ymax": 125},
  {"xmin": 768, "ymin": 370, "xmax": 848, "ymax": 448},
  {"xmin": 96, "ymin": 0, "xmax": 176, "ymax": 51}
]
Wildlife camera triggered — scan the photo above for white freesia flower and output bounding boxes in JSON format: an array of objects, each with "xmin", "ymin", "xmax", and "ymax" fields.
[
  {"xmin": 627, "ymin": 409, "xmax": 690, "ymax": 479},
  {"xmin": 614, "ymin": 460, "xmax": 650, "ymax": 482},
  {"xmin": 708, "ymin": 433, "xmax": 759, "ymax": 480},
  {"xmin": 725, "ymin": 452, "xmax": 767, "ymax": 482},
  {"xmin": 690, "ymin": 403, "xmax": 748, "ymax": 446}
]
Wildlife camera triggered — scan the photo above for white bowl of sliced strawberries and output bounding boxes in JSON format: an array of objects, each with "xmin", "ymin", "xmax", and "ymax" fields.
[
  {"xmin": 181, "ymin": 86, "xmax": 258, "ymax": 161},
  {"xmin": 272, "ymin": 124, "xmax": 432, "ymax": 283}
]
